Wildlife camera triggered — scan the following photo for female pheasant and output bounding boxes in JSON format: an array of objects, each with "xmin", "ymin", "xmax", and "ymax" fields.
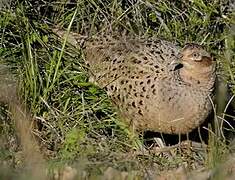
[{"xmin": 54, "ymin": 30, "xmax": 216, "ymax": 134}]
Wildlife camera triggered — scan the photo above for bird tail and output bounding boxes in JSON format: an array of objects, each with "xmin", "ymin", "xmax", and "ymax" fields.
[{"xmin": 52, "ymin": 28, "xmax": 88, "ymax": 48}]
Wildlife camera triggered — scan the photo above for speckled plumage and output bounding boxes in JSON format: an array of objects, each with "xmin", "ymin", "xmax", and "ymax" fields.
[{"xmin": 54, "ymin": 30, "xmax": 216, "ymax": 134}]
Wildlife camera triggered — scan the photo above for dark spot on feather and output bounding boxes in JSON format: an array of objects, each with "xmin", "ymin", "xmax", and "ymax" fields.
[
  {"xmin": 152, "ymin": 89, "xmax": 156, "ymax": 95},
  {"xmin": 138, "ymin": 110, "xmax": 143, "ymax": 116},
  {"xmin": 110, "ymin": 85, "xmax": 114, "ymax": 90},
  {"xmin": 132, "ymin": 102, "xmax": 136, "ymax": 108}
]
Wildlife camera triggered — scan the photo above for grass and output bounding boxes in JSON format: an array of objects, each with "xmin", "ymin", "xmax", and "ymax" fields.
[{"xmin": 0, "ymin": 0, "xmax": 234, "ymax": 179}]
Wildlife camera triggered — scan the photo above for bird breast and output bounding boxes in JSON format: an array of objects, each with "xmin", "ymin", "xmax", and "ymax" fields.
[{"xmin": 143, "ymin": 78, "xmax": 213, "ymax": 134}]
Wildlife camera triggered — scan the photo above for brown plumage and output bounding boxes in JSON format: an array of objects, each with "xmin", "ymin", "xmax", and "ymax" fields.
[{"xmin": 54, "ymin": 30, "xmax": 216, "ymax": 134}]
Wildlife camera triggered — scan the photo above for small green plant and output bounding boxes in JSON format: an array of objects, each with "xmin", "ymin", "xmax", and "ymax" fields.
[{"xmin": 60, "ymin": 128, "xmax": 87, "ymax": 160}]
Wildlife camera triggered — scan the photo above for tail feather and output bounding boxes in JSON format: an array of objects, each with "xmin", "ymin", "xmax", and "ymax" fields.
[
  {"xmin": 52, "ymin": 28, "xmax": 88, "ymax": 48},
  {"xmin": 52, "ymin": 28, "xmax": 125, "ymax": 86}
]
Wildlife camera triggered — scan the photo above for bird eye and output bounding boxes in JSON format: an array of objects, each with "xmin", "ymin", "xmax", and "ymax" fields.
[
  {"xmin": 191, "ymin": 52, "xmax": 201, "ymax": 61},
  {"xmin": 192, "ymin": 52, "xmax": 199, "ymax": 57}
]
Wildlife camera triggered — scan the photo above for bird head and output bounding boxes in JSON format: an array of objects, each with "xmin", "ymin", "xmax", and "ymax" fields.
[
  {"xmin": 179, "ymin": 43, "xmax": 215, "ymax": 71},
  {"xmin": 175, "ymin": 43, "xmax": 216, "ymax": 88}
]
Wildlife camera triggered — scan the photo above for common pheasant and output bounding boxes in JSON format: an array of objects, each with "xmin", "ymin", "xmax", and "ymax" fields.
[{"xmin": 54, "ymin": 30, "xmax": 216, "ymax": 134}]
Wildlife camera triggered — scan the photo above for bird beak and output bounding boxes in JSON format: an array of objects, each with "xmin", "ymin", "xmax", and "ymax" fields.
[{"xmin": 201, "ymin": 50, "xmax": 211, "ymax": 58}]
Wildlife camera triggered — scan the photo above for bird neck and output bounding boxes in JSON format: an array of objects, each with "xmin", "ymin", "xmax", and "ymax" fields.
[{"xmin": 179, "ymin": 68, "xmax": 215, "ymax": 90}]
